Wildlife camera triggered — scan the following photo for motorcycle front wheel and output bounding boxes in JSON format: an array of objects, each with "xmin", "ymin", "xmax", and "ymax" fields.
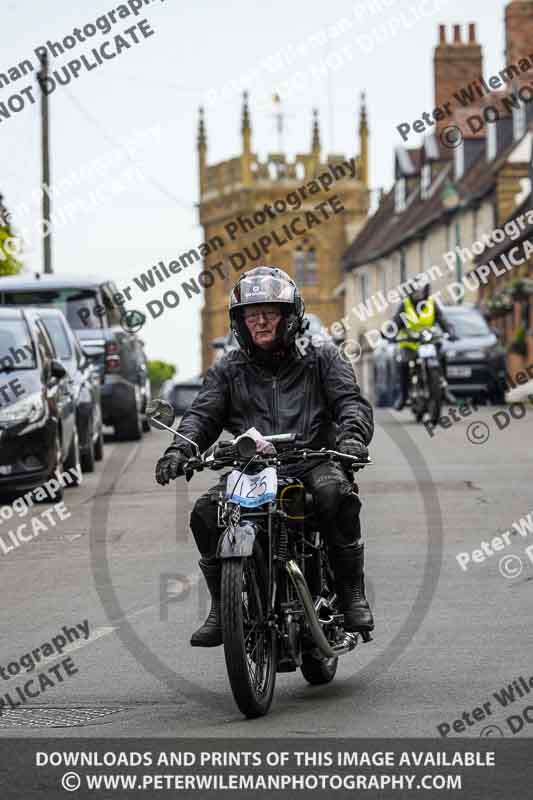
[
  {"xmin": 427, "ymin": 367, "xmax": 443, "ymax": 425},
  {"xmin": 221, "ymin": 542, "xmax": 277, "ymax": 718}
]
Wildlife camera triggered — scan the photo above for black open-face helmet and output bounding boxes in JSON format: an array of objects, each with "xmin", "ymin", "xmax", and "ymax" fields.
[
  {"xmin": 229, "ymin": 266, "xmax": 305, "ymax": 355},
  {"xmin": 409, "ymin": 274, "xmax": 430, "ymax": 306}
]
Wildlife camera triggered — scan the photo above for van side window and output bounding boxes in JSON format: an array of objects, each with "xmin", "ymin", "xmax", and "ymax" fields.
[
  {"xmin": 35, "ymin": 320, "xmax": 55, "ymax": 362},
  {"xmin": 101, "ymin": 283, "xmax": 121, "ymax": 326}
]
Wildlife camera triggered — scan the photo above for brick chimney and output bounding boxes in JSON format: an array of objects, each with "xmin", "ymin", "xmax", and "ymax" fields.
[
  {"xmin": 434, "ymin": 24, "xmax": 483, "ymax": 131},
  {"xmin": 505, "ymin": 0, "xmax": 533, "ymax": 70}
]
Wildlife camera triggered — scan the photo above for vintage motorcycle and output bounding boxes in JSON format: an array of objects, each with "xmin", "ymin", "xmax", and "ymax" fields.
[
  {"xmin": 395, "ymin": 327, "xmax": 448, "ymax": 425},
  {"xmin": 148, "ymin": 399, "xmax": 372, "ymax": 719}
]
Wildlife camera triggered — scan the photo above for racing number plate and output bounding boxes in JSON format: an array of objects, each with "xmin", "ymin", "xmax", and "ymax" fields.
[
  {"xmin": 418, "ymin": 343, "xmax": 437, "ymax": 357},
  {"xmin": 447, "ymin": 365, "xmax": 472, "ymax": 378},
  {"xmin": 225, "ymin": 467, "xmax": 277, "ymax": 508}
]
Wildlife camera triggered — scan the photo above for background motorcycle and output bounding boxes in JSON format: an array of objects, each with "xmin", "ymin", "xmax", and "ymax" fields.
[
  {"xmin": 395, "ymin": 327, "xmax": 448, "ymax": 425},
  {"xmin": 149, "ymin": 399, "xmax": 372, "ymax": 719}
]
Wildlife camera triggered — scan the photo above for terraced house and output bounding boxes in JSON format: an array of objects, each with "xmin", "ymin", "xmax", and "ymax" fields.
[{"xmin": 343, "ymin": 0, "xmax": 533, "ymax": 397}]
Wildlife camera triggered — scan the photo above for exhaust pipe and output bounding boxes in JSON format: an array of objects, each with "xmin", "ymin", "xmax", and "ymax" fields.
[{"xmin": 286, "ymin": 560, "xmax": 358, "ymax": 659}]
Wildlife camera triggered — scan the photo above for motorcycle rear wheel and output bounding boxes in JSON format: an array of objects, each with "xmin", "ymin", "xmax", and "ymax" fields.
[{"xmin": 221, "ymin": 543, "xmax": 277, "ymax": 718}]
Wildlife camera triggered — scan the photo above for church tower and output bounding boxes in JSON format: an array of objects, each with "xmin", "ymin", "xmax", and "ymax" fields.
[{"xmin": 197, "ymin": 92, "xmax": 369, "ymax": 372}]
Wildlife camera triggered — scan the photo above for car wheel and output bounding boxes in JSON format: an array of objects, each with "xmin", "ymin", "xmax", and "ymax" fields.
[
  {"xmin": 115, "ymin": 401, "xmax": 143, "ymax": 442},
  {"xmin": 489, "ymin": 388, "xmax": 506, "ymax": 405},
  {"xmin": 35, "ymin": 431, "xmax": 64, "ymax": 503},
  {"xmin": 94, "ymin": 424, "xmax": 104, "ymax": 461},
  {"xmin": 80, "ymin": 419, "xmax": 95, "ymax": 473},
  {"xmin": 64, "ymin": 427, "xmax": 83, "ymax": 486}
]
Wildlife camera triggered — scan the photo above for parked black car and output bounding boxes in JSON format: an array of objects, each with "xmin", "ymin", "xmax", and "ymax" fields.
[
  {"xmin": 0, "ymin": 275, "xmax": 149, "ymax": 440},
  {"xmin": 0, "ymin": 307, "xmax": 80, "ymax": 499},
  {"xmin": 38, "ymin": 308, "xmax": 104, "ymax": 472},
  {"xmin": 440, "ymin": 305, "xmax": 507, "ymax": 403},
  {"xmin": 372, "ymin": 304, "xmax": 507, "ymax": 406}
]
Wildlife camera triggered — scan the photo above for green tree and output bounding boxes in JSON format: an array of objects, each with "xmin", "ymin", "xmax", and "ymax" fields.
[
  {"xmin": 147, "ymin": 360, "xmax": 176, "ymax": 394},
  {"xmin": 0, "ymin": 228, "xmax": 22, "ymax": 276}
]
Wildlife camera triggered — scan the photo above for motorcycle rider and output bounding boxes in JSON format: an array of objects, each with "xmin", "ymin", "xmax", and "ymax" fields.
[
  {"xmin": 389, "ymin": 276, "xmax": 455, "ymax": 411},
  {"xmin": 155, "ymin": 266, "xmax": 375, "ymax": 647}
]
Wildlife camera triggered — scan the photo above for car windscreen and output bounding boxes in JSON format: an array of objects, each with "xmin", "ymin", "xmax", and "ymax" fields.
[
  {"xmin": 172, "ymin": 386, "xmax": 199, "ymax": 409},
  {"xmin": 1, "ymin": 288, "xmax": 103, "ymax": 330},
  {"xmin": 445, "ymin": 311, "xmax": 491, "ymax": 338},
  {"xmin": 0, "ymin": 317, "xmax": 36, "ymax": 370},
  {"xmin": 40, "ymin": 316, "xmax": 73, "ymax": 360}
]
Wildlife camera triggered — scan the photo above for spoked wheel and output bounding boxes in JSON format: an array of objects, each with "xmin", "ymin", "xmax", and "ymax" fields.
[{"xmin": 221, "ymin": 543, "xmax": 276, "ymax": 718}]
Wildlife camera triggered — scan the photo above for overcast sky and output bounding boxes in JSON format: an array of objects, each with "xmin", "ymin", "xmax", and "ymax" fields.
[{"xmin": 1, "ymin": 0, "xmax": 508, "ymax": 380}]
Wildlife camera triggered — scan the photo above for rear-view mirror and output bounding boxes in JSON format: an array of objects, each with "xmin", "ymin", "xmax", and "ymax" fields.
[{"xmin": 146, "ymin": 398, "xmax": 176, "ymax": 430}]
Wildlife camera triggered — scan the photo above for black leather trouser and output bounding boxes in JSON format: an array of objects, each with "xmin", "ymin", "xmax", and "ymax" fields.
[{"xmin": 189, "ymin": 461, "xmax": 362, "ymax": 559}]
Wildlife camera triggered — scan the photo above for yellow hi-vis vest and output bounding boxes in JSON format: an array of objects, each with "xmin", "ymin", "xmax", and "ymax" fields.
[{"xmin": 398, "ymin": 296, "xmax": 436, "ymax": 350}]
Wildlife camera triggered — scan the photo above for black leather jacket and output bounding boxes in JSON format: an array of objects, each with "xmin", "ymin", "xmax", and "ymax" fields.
[{"xmin": 170, "ymin": 342, "xmax": 373, "ymax": 455}]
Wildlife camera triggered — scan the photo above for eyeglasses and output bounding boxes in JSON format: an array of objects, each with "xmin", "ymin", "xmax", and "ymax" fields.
[{"xmin": 243, "ymin": 309, "xmax": 281, "ymax": 322}]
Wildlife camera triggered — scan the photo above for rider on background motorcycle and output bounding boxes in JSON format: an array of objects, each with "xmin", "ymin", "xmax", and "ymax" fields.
[
  {"xmin": 155, "ymin": 266, "xmax": 374, "ymax": 647},
  {"xmin": 388, "ymin": 276, "xmax": 456, "ymax": 411}
]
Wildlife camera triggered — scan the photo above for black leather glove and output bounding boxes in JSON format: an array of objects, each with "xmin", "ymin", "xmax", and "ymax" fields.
[
  {"xmin": 155, "ymin": 449, "xmax": 191, "ymax": 485},
  {"xmin": 337, "ymin": 437, "xmax": 369, "ymax": 461}
]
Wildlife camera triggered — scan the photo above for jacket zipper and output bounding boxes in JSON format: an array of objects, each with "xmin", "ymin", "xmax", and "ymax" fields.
[
  {"xmin": 301, "ymin": 370, "xmax": 310, "ymax": 438},
  {"xmin": 272, "ymin": 376, "xmax": 278, "ymax": 432}
]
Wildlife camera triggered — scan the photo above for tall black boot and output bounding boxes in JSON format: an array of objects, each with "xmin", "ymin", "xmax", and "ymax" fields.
[
  {"xmin": 330, "ymin": 542, "xmax": 374, "ymax": 632},
  {"xmin": 190, "ymin": 558, "xmax": 222, "ymax": 647}
]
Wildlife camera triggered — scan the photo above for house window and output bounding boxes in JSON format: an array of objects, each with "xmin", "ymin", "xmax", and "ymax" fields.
[
  {"xmin": 513, "ymin": 103, "xmax": 527, "ymax": 142},
  {"xmin": 400, "ymin": 249, "xmax": 407, "ymax": 284},
  {"xmin": 421, "ymin": 164, "xmax": 431, "ymax": 198},
  {"xmin": 487, "ymin": 121, "xmax": 497, "ymax": 160},
  {"xmin": 454, "ymin": 220, "xmax": 462, "ymax": 289},
  {"xmin": 293, "ymin": 244, "xmax": 318, "ymax": 286},
  {"xmin": 395, "ymin": 178, "xmax": 406, "ymax": 212},
  {"xmin": 305, "ymin": 247, "xmax": 318, "ymax": 286},
  {"xmin": 454, "ymin": 141, "xmax": 465, "ymax": 180},
  {"xmin": 360, "ymin": 272, "xmax": 369, "ymax": 302}
]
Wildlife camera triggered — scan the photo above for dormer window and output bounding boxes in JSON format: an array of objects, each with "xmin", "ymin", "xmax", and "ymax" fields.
[
  {"xmin": 421, "ymin": 164, "xmax": 431, "ymax": 198},
  {"xmin": 513, "ymin": 102, "xmax": 527, "ymax": 141},
  {"xmin": 487, "ymin": 121, "xmax": 497, "ymax": 161},
  {"xmin": 454, "ymin": 141, "xmax": 465, "ymax": 181},
  {"xmin": 395, "ymin": 178, "xmax": 406, "ymax": 212}
]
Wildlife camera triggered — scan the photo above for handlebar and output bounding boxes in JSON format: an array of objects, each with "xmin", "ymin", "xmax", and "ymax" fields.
[
  {"xmin": 185, "ymin": 447, "xmax": 372, "ymax": 475},
  {"xmin": 388, "ymin": 328, "xmax": 448, "ymax": 345}
]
